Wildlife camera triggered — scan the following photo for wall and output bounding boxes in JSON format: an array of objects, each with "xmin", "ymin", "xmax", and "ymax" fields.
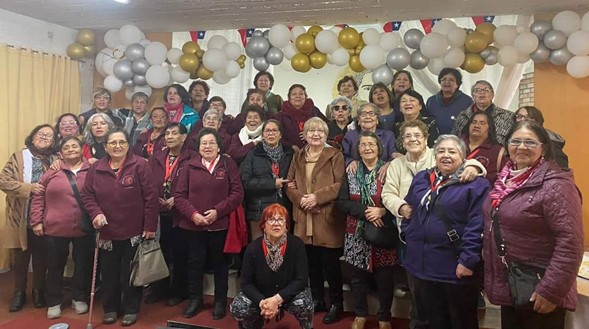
[
  {"xmin": 518, "ymin": 72, "xmax": 534, "ymax": 107},
  {"xmin": 534, "ymin": 63, "xmax": 589, "ymax": 247}
]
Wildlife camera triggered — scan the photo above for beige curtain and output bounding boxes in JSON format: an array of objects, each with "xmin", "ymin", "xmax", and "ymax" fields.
[{"xmin": 0, "ymin": 44, "xmax": 80, "ymax": 270}]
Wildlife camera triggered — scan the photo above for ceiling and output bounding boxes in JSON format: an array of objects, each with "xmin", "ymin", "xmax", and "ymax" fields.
[{"xmin": 1, "ymin": 0, "xmax": 587, "ymax": 32}]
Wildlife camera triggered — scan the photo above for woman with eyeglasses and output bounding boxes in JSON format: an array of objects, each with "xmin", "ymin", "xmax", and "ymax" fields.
[
  {"xmin": 482, "ymin": 121, "xmax": 583, "ymax": 329},
  {"xmin": 132, "ymin": 107, "xmax": 169, "ymax": 159},
  {"xmin": 82, "ymin": 113, "xmax": 116, "ymax": 164},
  {"xmin": 0, "ymin": 124, "xmax": 55, "ymax": 312},
  {"xmin": 82, "ymin": 128, "xmax": 159, "ymax": 326},
  {"xmin": 393, "ymin": 90, "xmax": 439, "ymax": 156},
  {"xmin": 55, "ymin": 113, "xmax": 82, "ymax": 140},
  {"xmin": 327, "ymin": 96, "xmax": 353, "ymax": 145},
  {"xmin": 186, "ymin": 109, "xmax": 233, "ymax": 156},
  {"xmin": 285, "ymin": 117, "xmax": 345, "ymax": 324},
  {"xmin": 79, "ymin": 88, "xmax": 124, "ymax": 129}
]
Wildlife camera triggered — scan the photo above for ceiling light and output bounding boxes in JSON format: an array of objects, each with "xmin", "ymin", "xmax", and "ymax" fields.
[{"xmin": 113, "ymin": 0, "xmax": 130, "ymax": 4}]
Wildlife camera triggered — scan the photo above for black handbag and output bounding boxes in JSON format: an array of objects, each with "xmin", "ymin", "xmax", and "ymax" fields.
[
  {"xmin": 491, "ymin": 207, "xmax": 546, "ymax": 309},
  {"xmin": 64, "ymin": 170, "xmax": 94, "ymax": 234},
  {"xmin": 361, "ymin": 179, "xmax": 398, "ymax": 250}
]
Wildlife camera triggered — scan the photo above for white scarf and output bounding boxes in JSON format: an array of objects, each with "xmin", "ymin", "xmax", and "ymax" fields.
[{"xmin": 238, "ymin": 125, "xmax": 263, "ymax": 145}]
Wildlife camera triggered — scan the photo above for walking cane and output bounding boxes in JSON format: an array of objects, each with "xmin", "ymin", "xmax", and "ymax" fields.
[{"xmin": 87, "ymin": 231, "xmax": 100, "ymax": 329}]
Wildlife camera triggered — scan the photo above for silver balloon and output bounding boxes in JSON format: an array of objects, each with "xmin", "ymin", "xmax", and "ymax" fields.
[
  {"xmin": 265, "ymin": 47, "xmax": 284, "ymax": 65},
  {"xmin": 530, "ymin": 44, "xmax": 551, "ymax": 63},
  {"xmin": 245, "ymin": 36, "xmax": 270, "ymax": 58},
  {"xmin": 253, "ymin": 56, "xmax": 270, "ymax": 71},
  {"xmin": 530, "ymin": 21, "xmax": 552, "ymax": 40},
  {"xmin": 543, "ymin": 30, "xmax": 567, "ymax": 50},
  {"xmin": 404, "ymin": 28, "xmax": 424, "ymax": 49},
  {"xmin": 263, "ymin": 30, "xmax": 270, "ymax": 38},
  {"xmin": 113, "ymin": 60, "xmax": 134, "ymax": 80},
  {"xmin": 252, "ymin": 30, "xmax": 264, "ymax": 37},
  {"xmin": 409, "ymin": 50, "xmax": 429, "ymax": 70},
  {"xmin": 123, "ymin": 79, "xmax": 134, "ymax": 88},
  {"xmin": 386, "ymin": 48, "xmax": 411, "ymax": 70},
  {"xmin": 133, "ymin": 74, "xmax": 147, "ymax": 86},
  {"xmin": 125, "ymin": 43, "xmax": 145, "ymax": 61},
  {"xmin": 132, "ymin": 59, "xmax": 149, "ymax": 75},
  {"xmin": 549, "ymin": 47, "xmax": 573, "ymax": 66},
  {"xmin": 371, "ymin": 64, "xmax": 394, "ymax": 85},
  {"xmin": 480, "ymin": 46, "xmax": 498, "ymax": 59},
  {"xmin": 485, "ymin": 53, "xmax": 498, "ymax": 65}
]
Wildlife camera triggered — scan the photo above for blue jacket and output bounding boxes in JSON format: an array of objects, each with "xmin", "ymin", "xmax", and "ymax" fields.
[
  {"xmin": 426, "ymin": 90, "xmax": 473, "ymax": 135},
  {"xmin": 178, "ymin": 103, "xmax": 200, "ymax": 133},
  {"xmin": 403, "ymin": 167, "xmax": 489, "ymax": 284},
  {"xmin": 342, "ymin": 128, "xmax": 396, "ymax": 166}
]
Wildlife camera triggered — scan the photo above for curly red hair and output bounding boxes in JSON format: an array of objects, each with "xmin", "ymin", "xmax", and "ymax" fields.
[{"xmin": 259, "ymin": 203, "xmax": 290, "ymax": 231}]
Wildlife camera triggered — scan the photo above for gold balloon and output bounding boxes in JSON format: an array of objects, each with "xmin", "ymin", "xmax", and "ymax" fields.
[
  {"xmin": 83, "ymin": 45, "xmax": 96, "ymax": 57},
  {"xmin": 291, "ymin": 53, "xmax": 311, "ymax": 72},
  {"xmin": 309, "ymin": 51, "xmax": 327, "ymax": 69},
  {"xmin": 355, "ymin": 45, "xmax": 364, "ymax": 56},
  {"xmin": 237, "ymin": 54, "xmax": 246, "ymax": 65},
  {"xmin": 296, "ymin": 33, "xmax": 316, "ymax": 55},
  {"xmin": 67, "ymin": 43, "xmax": 86, "ymax": 60},
  {"xmin": 475, "ymin": 23, "xmax": 496, "ymax": 44},
  {"xmin": 196, "ymin": 49, "xmax": 205, "ymax": 58},
  {"xmin": 190, "ymin": 70, "xmax": 199, "ymax": 79},
  {"xmin": 76, "ymin": 29, "xmax": 95, "ymax": 46},
  {"xmin": 349, "ymin": 55, "xmax": 365, "ymax": 72},
  {"xmin": 357, "ymin": 33, "xmax": 365, "ymax": 48},
  {"xmin": 462, "ymin": 53, "xmax": 485, "ymax": 73},
  {"xmin": 182, "ymin": 41, "xmax": 201, "ymax": 55},
  {"xmin": 239, "ymin": 62, "xmax": 245, "ymax": 69},
  {"xmin": 308, "ymin": 25, "xmax": 323, "ymax": 37},
  {"xmin": 197, "ymin": 65, "xmax": 214, "ymax": 80},
  {"xmin": 464, "ymin": 31, "xmax": 488, "ymax": 53},
  {"xmin": 347, "ymin": 49, "xmax": 356, "ymax": 56},
  {"xmin": 338, "ymin": 27, "xmax": 360, "ymax": 49},
  {"xmin": 179, "ymin": 53, "xmax": 200, "ymax": 73}
]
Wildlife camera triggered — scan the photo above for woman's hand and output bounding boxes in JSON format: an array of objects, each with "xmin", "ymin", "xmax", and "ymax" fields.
[
  {"xmin": 531, "ymin": 292, "xmax": 557, "ymax": 314},
  {"xmin": 50, "ymin": 159, "xmax": 62, "ymax": 171},
  {"xmin": 142, "ymin": 231, "xmax": 156, "ymax": 239},
  {"xmin": 92, "ymin": 214, "xmax": 107, "ymax": 229},
  {"xmin": 275, "ymin": 178, "xmax": 290, "ymax": 189},
  {"xmin": 378, "ymin": 162, "xmax": 390, "ymax": 182},
  {"xmin": 346, "ymin": 160, "xmax": 358, "ymax": 174},
  {"xmin": 191, "ymin": 212, "xmax": 207, "ymax": 226},
  {"xmin": 31, "ymin": 183, "xmax": 45, "ymax": 195},
  {"xmin": 259, "ymin": 295, "xmax": 281, "ymax": 320},
  {"xmin": 455, "ymin": 263, "xmax": 474, "ymax": 278},
  {"xmin": 365, "ymin": 206, "xmax": 385, "ymax": 222},
  {"xmin": 286, "ymin": 180, "xmax": 297, "ymax": 189},
  {"xmin": 459, "ymin": 166, "xmax": 479, "ymax": 182},
  {"xmin": 88, "ymin": 158, "xmax": 98, "ymax": 165},
  {"xmin": 300, "ymin": 193, "xmax": 317, "ymax": 210},
  {"xmin": 32, "ymin": 223, "xmax": 44, "ymax": 236},
  {"xmin": 399, "ymin": 204, "xmax": 413, "ymax": 219},
  {"xmin": 164, "ymin": 197, "xmax": 174, "ymax": 210},
  {"xmin": 203, "ymin": 209, "xmax": 218, "ymax": 224}
]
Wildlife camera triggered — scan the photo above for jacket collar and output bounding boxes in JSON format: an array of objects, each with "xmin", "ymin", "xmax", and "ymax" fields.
[{"xmin": 95, "ymin": 152, "xmax": 138, "ymax": 172}]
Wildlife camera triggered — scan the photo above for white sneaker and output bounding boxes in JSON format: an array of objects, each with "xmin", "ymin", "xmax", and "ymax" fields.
[
  {"xmin": 47, "ymin": 305, "xmax": 61, "ymax": 319},
  {"xmin": 71, "ymin": 300, "xmax": 88, "ymax": 314}
]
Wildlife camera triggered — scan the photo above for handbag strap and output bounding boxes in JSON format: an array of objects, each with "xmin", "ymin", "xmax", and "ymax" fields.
[
  {"xmin": 64, "ymin": 170, "xmax": 86, "ymax": 212},
  {"xmin": 491, "ymin": 206, "xmax": 507, "ymax": 259},
  {"xmin": 433, "ymin": 188, "xmax": 461, "ymax": 253}
]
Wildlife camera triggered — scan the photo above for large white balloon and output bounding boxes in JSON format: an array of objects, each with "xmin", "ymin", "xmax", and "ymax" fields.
[
  {"xmin": 566, "ymin": 55, "xmax": 589, "ymax": 78},
  {"xmin": 359, "ymin": 45, "xmax": 385, "ymax": 70},
  {"xmin": 145, "ymin": 65, "xmax": 170, "ymax": 89},
  {"xmin": 420, "ymin": 32, "xmax": 449, "ymax": 59},
  {"xmin": 427, "ymin": 57, "xmax": 445, "ymax": 75},
  {"xmin": 202, "ymin": 48, "xmax": 227, "ymax": 72},
  {"xmin": 497, "ymin": 46, "xmax": 518, "ymax": 66},
  {"xmin": 552, "ymin": 10, "xmax": 581, "ymax": 36},
  {"xmin": 583, "ymin": 12, "xmax": 589, "ymax": 31},
  {"xmin": 566, "ymin": 30, "xmax": 589, "ymax": 56},
  {"xmin": 362, "ymin": 28, "xmax": 380, "ymax": 46},
  {"xmin": 213, "ymin": 70, "xmax": 231, "ymax": 84},
  {"xmin": 223, "ymin": 42, "xmax": 242, "ymax": 61},
  {"xmin": 315, "ymin": 30, "xmax": 339, "ymax": 54},
  {"xmin": 166, "ymin": 48, "xmax": 183, "ymax": 65},
  {"xmin": 134, "ymin": 84, "xmax": 152, "ymax": 97},
  {"xmin": 493, "ymin": 25, "xmax": 517, "ymax": 47},
  {"xmin": 171, "ymin": 66, "xmax": 190, "ymax": 83},
  {"xmin": 224, "ymin": 61, "xmax": 241, "ymax": 78},
  {"xmin": 514, "ymin": 32, "xmax": 539, "ymax": 55},
  {"xmin": 330, "ymin": 48, "xmax": 350, "ymax": 66},
  {"xmin": 379, "ymin": 32, "xmax": 402, "ymax": 51},
  {"xmin": 207, "ymin": 35, "xmax": 228, "ymax": 50},
  {"xmin": 283, "ymin": 44, "xmax": 297, "ymax": 60},
  {"xmin": 268, "ymin": 24, "xmax": 291, "ymax": 48},
  {"xmin": 104, "ymin": 75, "xmax": 123, "ymax": 93},
  {"xmin": 447, "ymin": 27, "xmax": 467, "ymax": 48},
  {"xmin": 119, "ymin": 24, "xmax": 142, "ymax": 45},
  {"xmin": 432, "ymin": 20, "xmax": 457, "ymax": 35},
  {"xmin": 290, "ymin": 26, "xmax": 306, "ymax": 42},
  {"xmin": 102, "ymin": 58, "xmax": 118, "ymax": 76},
  {"xmin": 443, "ymin": 48, "xmax": 466, "ymax": 68},
  {"xmin": 144, "ymin": 42, "xmax": 168, "ymax": 65},
  {"xmin": 104, "ymin": 29, "xmax": 121, "ymax": 49}
]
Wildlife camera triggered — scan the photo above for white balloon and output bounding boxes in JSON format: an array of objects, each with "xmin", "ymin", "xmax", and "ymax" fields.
[
  {"xmin": 427, "ymin": 57, "xmax": 445, "ymax": 75},
  {"xmin": 283, "ymin": 44, "xmax": 297, "ymax": 60},
  {"xmin": 362, "ymin": 28, "xmax": 380, "ymax": 46},
  {"xmin": 552, "ymin": 10, "xmax": 581, "ymax": 36},
  {"xmin": 582, "ymin": 12, "xmax": 589, "ymax": 31},
  {"xmin": 102, "ymin": 58, "xmax": 118, "ymax": 76},
  {"xmin": 139, "ymin": 38, "xmax": 151, "ymax": 46},
  {"xmin": 517, "ymin": 52, "xmax": 530, "ymax": 64},
  {"xmin": 145, "ymin": 65, "xmax": 170, "ymax": 89},
  {"xmin": 133, "ymin": 84, "xmax": 152, "ymax": 97},
  {"xmin": 567, "ymin": 30, "xmax": 589, "ymax": 56},
  {"xmin": 224, "ymin": 61, "xmax": 241, "ymax": 78},
  {"xmin": 290, "ymin": 26, "xmax": 306, "ymax": 42},
  {"xmin": 144, "ymin": 41, "xmax": 168, "ymax": 65},
  {"xmin": 223, "ymin": 42, "xmax": 242, "ymax": 61},
  {"xmin": 268, "ymin": 24, "xmax": 291, "ymax": 48},
  {"xmin": 359, "ymin": 45, "xmax": 385, "ymax": 70},
  {"xmin": 315, "ymin": 30, "xmax": 339, "ymax": 54},
  {"xmin": 171, "ymin": 66, "xmax": 190, "ymax": 83},
  {"xmin": 95, "ymin": 48, "xmax": 113, "ymax": 77},
  {"xmin": 566, "ymin": 55, "xmax": 589, "ymax": 78},
  {"xmin": 330, "ymin": 48, "xmax": 350, "ymax": 66},
  {"xmin": 207, "ymin": 35, "xmax": 228, "ymax": 50},
  {"xmin": 202, "ymin": 48, "xmax": 227, "ymax": 72},
  {"xmin": 497, "ymin": 46, "xmax": 518, "ymax": 66},
  {"xmin": 420, "ymin": 32, "xmax": 449, "ymax": 59},
  {"xmin": 515, "ymin": 26, "xmax": 530, "ymax": 34},
  {"xmin": 379, "ymin": 32, "xmax": 402, "ymax": 51},
  {"xmin": 443, "ymin": 48, "xmax": 466, "ymax": 68},
  {"xmin": 104, "ymin": 75, "xmax": 123, "ymax": 93},
  {"xmin": 124, "ymin": 88, "xmax": 134, "ymax": 101},
  {"xmin": 514, "ymin": 32, "xmax": 539, "ymax": 55},
  {"xmin": 330, "ymin": 26, "xmax": 343, "ymax": 35},
  {"xmin": 447, "ymin": 27, "xmax": 467, "ymax": 48},
  {"xmin": 165, "ymin": 48, "xmax": 182, "ymax": 65},
  {"xmin": 112, "ymin": 44, "xmax": 126, "ymax": 59},
  {"xmin": 493, "ymin": 25, "xmax": 517, "ymax": 47},
  {"xmin": 119, "ymin": 24, "xmax": 142, "ymax": 45},
  {"xmin": 213, "ymin": 70, "xmax": 231, "ymax": 84},
  {"xmin": 432, "ymin": 20, "xmax": 457, "ymax": 35},
  {"xmin": 104, "ymin": 29, "xmax": 121, "ymax": 49}
]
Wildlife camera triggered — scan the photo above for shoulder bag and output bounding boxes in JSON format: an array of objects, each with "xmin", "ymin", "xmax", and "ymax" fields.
[{"xmin": 129, "ymin": 238, "xmax": 170, "ymax": 287}]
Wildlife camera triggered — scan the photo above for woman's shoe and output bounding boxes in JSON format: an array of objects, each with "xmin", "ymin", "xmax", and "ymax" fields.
[
  {"xmin": 379, "ymin": 320, "xmax": 392, "ymax": 329},
  {"xmin": 312, "ymin": 299, "xmax": 327, "ymax": 313},
  {"xmin": 47, "ymin": 305, "xmax": 61, "ymax": 319},
  {"xmin": 103, "ymin": 312, "xmax": 117, "ymax": 324},
  {"xmin": 183, "ymin": 299, "xmax": 203, "ymax": 318},
  {"xmin": 32, "ymin": 289, "xmax": 46, "ymax": 308},
  {"xmin": 121, "ymin": 313, "xmax": 137, "ymax": 326},
  {"xmin": 351, "ymin": 317, "xmax": 366, "ymax": 329},
  {"xmin": 8, "ymin": 290, "xmax": 26, "ymax": 312},
  {"xmin": 212, "ymin": 302, "xmax": 227, "ymax": 320},
  {"xmin": 71, "ymin": 300, "xmax": 88, "ymax": 314},
  {"xmin": 322, "ymin": 304, "xmax": 343, "ymax": 324}
]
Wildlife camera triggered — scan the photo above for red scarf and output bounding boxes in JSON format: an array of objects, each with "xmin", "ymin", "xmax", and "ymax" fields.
[
  {"xmin": 281, "ymin": 98, "xmax": 315, "ymax": 132},
  {"xmin": 489, "ymin": 158, "xmax": 544, "ymax": 207},
  {"xmin": 164, "ymin": 102, "xmax": 185, "ymax": 123}
]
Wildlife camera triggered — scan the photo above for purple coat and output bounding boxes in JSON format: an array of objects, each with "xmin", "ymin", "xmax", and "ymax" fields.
[
  {"xmin": 81, "ymin": 152, "xmax": 159, "ymax": 241},
  {"xmin": 482, "ymin": 160, "xmax": 584, "ymax": 310},
  {"xmin": 342, "ymin": 128, "xmax": 396, "ymax": 166},
  {"xmin": 174, "ymin": 154, "xmax": 244, "ymax": 232}
]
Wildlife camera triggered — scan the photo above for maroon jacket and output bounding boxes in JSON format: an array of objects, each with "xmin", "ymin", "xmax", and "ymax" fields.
[
  {"xmin": 463, "ymin": 136, "xmax": 507, "ymax": 185},
  {"xmin": 482, "ymin": 160, "xmax": 584, "ymax": 310},
  {"xmin": 132, "ymin": 129, "xmax": 166, "ymax": 159},
  {"xmin": 227, "ymin": 136, "xmax": 256, "ymax": 165},
  {"xmin": 174, "ymin": 154, "xmax": 244, "ymax": 232},
  {"xmin": 275, "ymin": 99, "xmax": 327, "ymax": 149},
  {"xmin": 30, "ymin": 160, "xmax": 91, "ymax": 238},
  {"xmin": 81, "ymin": 152, "xmax": 159, "ymax": 241}
]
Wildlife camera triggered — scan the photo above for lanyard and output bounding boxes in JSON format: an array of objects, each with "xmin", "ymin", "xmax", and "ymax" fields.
[
  {"xmin": 271, "ymin": 162, "xmax": 280, "ymax": 177},
  {"xmin": 466, "ymin": 148, "xmax": 481, "ymax": 160},
  {"xmin": 146, "ymin": 132, "xmax": 155, "ymax": 156},
  {"xmin": 164, "ymin": 153, "xmax": 179, "ymax": 182}
]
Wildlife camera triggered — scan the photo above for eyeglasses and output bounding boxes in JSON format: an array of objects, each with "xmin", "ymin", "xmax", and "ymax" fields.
[
  {"xmin": 204, "ymin": 117, "xmax": 220, "ymax": 122},
  {"xmin": 107, "ymin": 140, "xmax": 128, "ymax": 147},
  {"xmin": 36, "ymin": 132, "xmax": 54, "ymax": 139},
  {"xmin": 515, "ymin": 114, "xmax": 532, "ymax": 121},
  {"xmin": 200, "ymin": 141, "xmax": 218, "ymax": 147},
  {"xmin": 359, "ymin": 111, "xmax": 377, "ymax": 118},
  {"xmin": 402, "ymin": 133, "xmax": 424, "ymax": 140},
  {"xmin": 473, "ymin": 88, "xmax": 492, "ymax": 94},
  {"xmin": 359, "ymin": 142, "xmax": 377, "ymax": 149},
  {"xmin": 307, "ymin": 128, "xmax": 326, "ymax": 135},
  {"xmin": 333, "ymin": 105, "xmax": 348, "ymax": 111},
  {"xmin": 508, "ymin": 138, "xmax": 542, "ymax": 148},
  {"xmin": 94, "ymin": 95, "xmax": 110, "ymax": 101},
  {"xmin": 263, "ymin": 129, "xmax": 280, "ymax": 135},
  {"xmin": 59, "ymin": 121, "xmax": 77, "ymax": 127},
  {"xmin": 267, "ymin": 217, "xmax": 286, "ymax": 225}
]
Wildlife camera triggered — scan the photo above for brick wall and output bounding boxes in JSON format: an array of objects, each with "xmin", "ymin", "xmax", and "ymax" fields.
[{"xmin": 518, "ymin": 72, "xmax": 534, "ymax": 107}]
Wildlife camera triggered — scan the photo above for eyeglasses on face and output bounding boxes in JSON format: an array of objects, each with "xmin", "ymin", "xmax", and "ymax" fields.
[
  {"xmin": 402, "ymin": 133, "xmax": 424, "ymax": 140},
  {"xmin": 359, "ymin": 111, "xmax": 377, "ymax": 118},
  {"xmin": 508, "ymin": 138, "xmax": 542, "ymax": 148},
  {"xmin": 307, "ymin": 128, "xmax": 326, "ymax": 135},
  {"xmin": 263, "ymin": 129, "xmax": 280, "ymax": 135},
  {"xmin": 200, "ymin": 141, "xmax": 218, "ymax": 147},
  {"xmin": 107, "ymin": 140, "xmax": 128, "ymax": 147},
  {"xmin": 267, "ymin": 217, "xmax": 286, "ymax": 225},
  {"xmin": 515, "ymin": 114, "xmax": 533, "ymax": 121},
  {"xmin": 36, "ymin": 132, "xmax": 54, "ymax": 139},
  {"xmin": 59, "ymin": 120, "xmax": 77, "ymax": 127},
  {"xmin": 473, "ymin": 88, "xmax": 492, "ymax": 94},
  {"xmin": 94, "ymin": 95, "xmax": 110, "ymax": 101},
  {"xmin": 359, "ymin": 142, "xmax": 378, "ymax": 149},
  {"xmin": 333, "ymin": 105, "xmax": 348, "ymax": 111}
]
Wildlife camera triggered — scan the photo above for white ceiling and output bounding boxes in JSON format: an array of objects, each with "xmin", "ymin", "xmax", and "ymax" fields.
[{"xmin": 0, "ymin": 0, "xmax": 587, "ymax": 32}]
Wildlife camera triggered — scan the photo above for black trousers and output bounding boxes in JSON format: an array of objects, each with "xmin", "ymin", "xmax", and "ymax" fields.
[
  {"xmin": 45, "ymin": 235, "xmax": 93, "ymax": 306},
  {"xmin": 350, "ymin": 265, "xmax": 394, "ymax": 321},
  {"xmin": 151, "ymin": 214, "xmax": 188, "ymax": 298},
  {"xmin": 501, "ymin": 305, "xmax": 567, "ymax": 329},
  {"xmin": 406, "ymin": 272, "xmax": 430, "ymax": 329},
  {"xmin": 306, "ymin": 245, "xmax": 343, "ymax": 306},
  {"xmin": 12, "ymin": 229, "xmax": 47, "ymax": 292},
  {"xmin": 183, "ymin": 229, "xmax": 228, "ymax": 302},
  {"xmin": 100, "ymin": 239, "xmax": 142, "ymax": 314},
  {"xmin": 412, "ymin": 276, "xmax": 479, "ymax": 329}
]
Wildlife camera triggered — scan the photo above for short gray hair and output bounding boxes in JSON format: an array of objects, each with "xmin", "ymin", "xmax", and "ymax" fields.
[
  {"xmin": 433, "ymin": 134, "xmax": 467, "ymax": 159},
  {"xmin": 357, "ymin": 102, "xmax": 380, "ymax": 116},
  {"xmin": 131, "ymin": 92, "xmax": 149, "ymax": 103},
  {"xmin": 330, "ymin": 96, "xmax": 352, "ymax": 110},
  {"xmin": 203, "ymin": 109, "xmax": 222, "ymax": 121},
  {"xmin": 471, "ymin": 80, "xmax": 494, "ymax": 94}
]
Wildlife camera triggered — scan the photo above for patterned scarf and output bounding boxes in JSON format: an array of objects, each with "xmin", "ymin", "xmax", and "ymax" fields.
[
  {"xmin": 263, "ymin": 233, "xmax": 287, "ymax": 272},
  {"xmin": 164, "ymin": 102, "xmax": 185, "ymax": 123},
  {"xmin": 489, "ymin": 158, "xmax": 544, "ymax": 207},
  {"xmin": 263, "ymin": 141, "xmax": 284, "ymax": 165},
  {"xmin": 354, "ymin": 160, "xmax": 383, "ymax": 237}
]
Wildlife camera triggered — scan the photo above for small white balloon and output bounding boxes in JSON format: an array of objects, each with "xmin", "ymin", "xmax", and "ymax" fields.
[
  {"xmin": 139, "ymin": 38, "xmax": 151, "ymax": 46},
  {"xmin": 102, "ymin": 58, "xmax": 118, "ymax": 76},
  {"xmin": 330, "ymin": 26, "xmax": 343, "ymax": 35},
  {"xmin": 443, "ymin": 48, "xmax": 466, "ymax": 68},
  {"xmin": 213, "ymin": 70, "xmax": 231, "ymax": 84},
  {"xmin": 497, "ymin": 46, "xmax": 518, "ymax": 66},
  {"xmin": 224, "ymin": 61, "xmax": 241, "ymax": 78},
  {"xmin": 427, "ymin": 57, "xmax": 445, "ymax": 75},
  {"xmin": 447, "ymin": 27, "xmax": 467, "ymax": 48},
  {"xmin": 268, "ymin": 24, "xmax": 291, "ymax": 48},
  {"xmin": 432, "ymin": 20, "xmax": 457, "ymax": 35},
  {"xmin": 134, "ymin": 84, "xmax": 152, "ymax": 97},
  {"xmin": 171, "ymin": 66, "xmax": 190, "ymax": 83},
  {"xmin": 566, "ymin": 55, "xmax": 589, "ymax": 78},
  {"xmin": 166, "ymin": 48, "xmax": 183, "ymax": 65},
  {"xmin": 125, "ymin": 88, "xmax": 134, "ymax": 101},
  {"xmin": 104, "ymin": 75, "xmax": 123, "ymax": 93},
  {"xmin": 145, "ymin": 65, "xmax": 170, "ymax": 89},
  {"xmin": 202, "ymin": 48, "xmax": 227, "ymax": 72},
  {"xmin": 104, "ymin": 29, "xmax": 121, "ymax": 49},
  {"xmin": 514, "ymin": 32, "xmax": 539, "ymax": 55},
  {"xmin": 566, "ymin": 30, "xmax": 589, "ymax": 56},
  {"xmin": 290, "ymin": 26, "xmax": 306, "ymax": 42},
  {"xmin": 315, "ymin": 30, "xmax": 339, "ymax": 54},
  {"xmin": 330, "ymin": 48, "xmax": 350, "ymax": 66},
  {"xmin": 144, "ymin": 41, "xmax": 168, "ymax": 65},
  {"xmin": 223, "ymin": 42, "xmax": 242, "ymax": 61},
  {"xmin": 282, "ymin": 44, "xmax": 298, "ymax": 60},
  {"xmin": 362, "ymin": 28, "xmax": 380, "ymax": 46},
  {"xmin": 552, "ymin": 10, "xmax": 581, "ymax": 36},
  {"xmin": 493, "ymin": 25, "xmax": 517, "ymax": 47},
  {"xmin": 207, "ymin": 35, "xmax": 229, "ymax": 50},
  {"xmin": 119, "ymin": 24, "xmax": 142, "ymax": 45},
  {"xmin": 379, "ymin": 32, "xmax": 402, "ymax": 51},
  {"xmin": 112, "ymin": 45, "xmax": 126, "ymax": 59},
  {"xmin": 420, "ymin": 32, "xmax": 449, "ymax": 59}
]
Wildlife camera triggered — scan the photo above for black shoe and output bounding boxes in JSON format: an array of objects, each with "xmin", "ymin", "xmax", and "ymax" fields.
[
  {"xmin": 183, "ymin": 299, "xmax": 204, "ymax": 318},
  {"xmin": 313, "ymin": 299, "xmax": 327, "ymax": 314},
  {"xmin": 478, "ymin": 292, "xmax": 486, "ymax": 309},
  {"xmin": 322, "ymin": 304, "xmax": 343, "ymax": 324},
  {"xmin": 167, "ymin": 295, "xmax": 187, "ymax": 307},
  {"xmin": 121, "ymin": 313, "xmax": 137, "ymax": 326},
  {"xmin": 32, "ymin": 288, "xmax": 46, "ymax": 308},
  {"xmin": 212, "ymin": 302, "xmax": 227, "ymax": 320},
  {"xmin": 103, "ymin": 312, "xmax": 117, "ymax": 324},
  {"xmin": 9, "ymin": 290, "xmax": 26, "ymax": 312}
]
